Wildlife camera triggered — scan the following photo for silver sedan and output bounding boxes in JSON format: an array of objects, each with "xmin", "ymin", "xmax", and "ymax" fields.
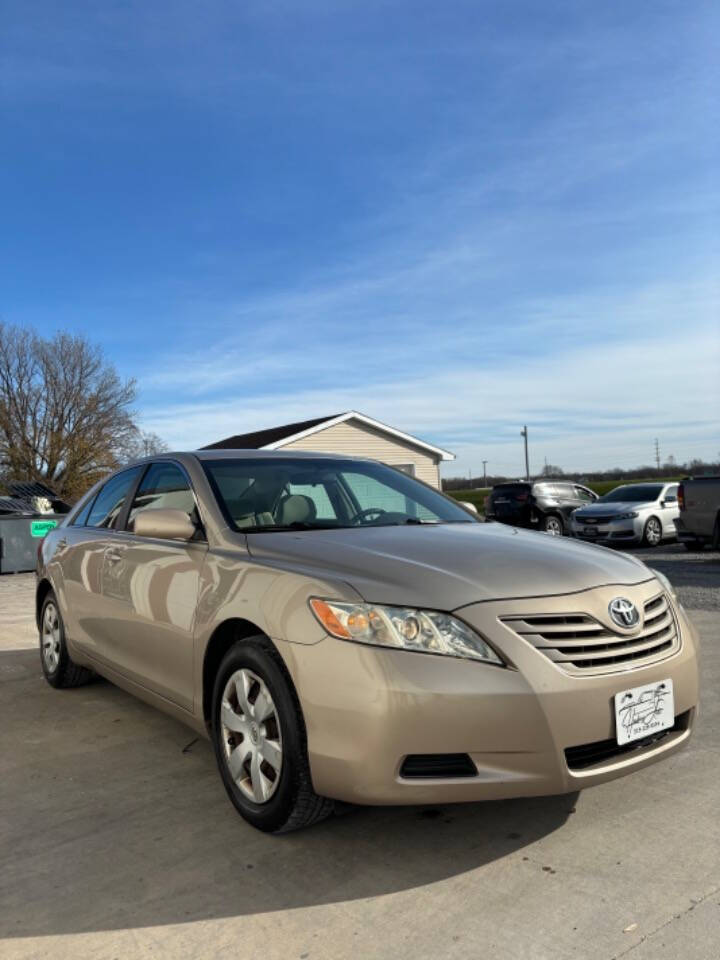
[{"xmin": 571, "ymin": 482, "xmax": 679, "ymax": 547}]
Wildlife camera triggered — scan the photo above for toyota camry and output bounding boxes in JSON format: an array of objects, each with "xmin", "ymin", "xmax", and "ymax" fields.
[{"xmin": 36, "ymin": 452, "xmax": 699, "ymax": 832}]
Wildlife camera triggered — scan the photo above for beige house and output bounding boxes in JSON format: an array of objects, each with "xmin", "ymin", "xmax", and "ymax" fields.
[{"xmin": 204, "ymin": 411, "xmax": 455, "ymax": 489}]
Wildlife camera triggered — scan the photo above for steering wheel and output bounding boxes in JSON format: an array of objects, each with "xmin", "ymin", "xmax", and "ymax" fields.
[{"xmin": 351, "ymin": 507, "xmax": 388, "ymax": 525}]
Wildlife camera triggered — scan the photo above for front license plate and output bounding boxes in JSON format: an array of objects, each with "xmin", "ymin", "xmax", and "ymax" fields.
[
  {"xmin": 583, "ymin": 527, "xmax": 598, "ymax": 536},
  {"xmin": 614, "ymin": 679, "xmax": 674, "ymax": 746}
]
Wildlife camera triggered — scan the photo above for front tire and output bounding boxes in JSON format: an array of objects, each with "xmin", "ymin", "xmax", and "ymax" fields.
[
  {"xmin": 39, "ymin": 591, "xmax": 94, "ymax": 688},
  {"xmin": 543, "ymin": 514, "xmax": 564, "ymax": 536},
  {"xmin": 211, "ymin": 636, "xmax": 334, "ymax": 833},
  {"xmin": 642, "ymin": 516, "xmax": 663, "ymax": 547}
]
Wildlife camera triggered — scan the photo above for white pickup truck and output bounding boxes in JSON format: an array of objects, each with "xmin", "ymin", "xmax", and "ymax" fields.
[{"xmin": 674, "ymin": 477, "xmax": 720, "ymax": 551}]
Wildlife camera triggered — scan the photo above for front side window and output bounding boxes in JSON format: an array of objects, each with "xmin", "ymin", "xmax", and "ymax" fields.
[
  {"xmin": 574, "ymin": 486, "xmax": 595, "ymax": 503},
  {"xmin": 202, "ymin": 458, "xmax": 475, "ymax": 532},
  {"xmin": 127, "ymin": 462, "xmax": 197, "ymax": 529},
  {"xmin": 84, "ymin": 467, "xmax": 143, "ymax": 529},
  {"xmin": 71, "ymin": 494, "xmax": 95, "ymax": 527}
]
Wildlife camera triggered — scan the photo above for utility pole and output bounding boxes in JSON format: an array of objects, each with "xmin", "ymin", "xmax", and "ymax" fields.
[
  {"xmin": 482, "ymin": 460, "xmax": 487, "ymax": 487},
  {"xmin": 521, "ymin": 426, "xmax": 530, "ymax": 480},
  {"xmin": 654, "ymin": 438, "xmax": 661, "ymax": 474}
]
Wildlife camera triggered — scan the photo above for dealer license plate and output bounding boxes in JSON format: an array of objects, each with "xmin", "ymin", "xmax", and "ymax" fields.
[{"xmin": 614, "ymin": 679, "xmax": 674, "ymax": 746}]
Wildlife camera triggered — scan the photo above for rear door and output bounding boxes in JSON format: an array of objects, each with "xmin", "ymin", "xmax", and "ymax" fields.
[
  {"xmin": 55, "ymin": 466, "xmax": 144, "ymax": 653},
  {"xmin": 547, "ymin": 482, "xmax": 581, "ymax": 522},
  {"xmin": 98, "ymin": 460, "xmax": 207, "ymax": 710}
]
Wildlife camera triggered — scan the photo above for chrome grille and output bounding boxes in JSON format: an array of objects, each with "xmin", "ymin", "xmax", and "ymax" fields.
[{"xmin": 502, "ymin": 593, "xmax": 680, "ymax": 675}]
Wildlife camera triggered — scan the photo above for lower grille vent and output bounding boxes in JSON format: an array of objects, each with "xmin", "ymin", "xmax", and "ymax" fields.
[
  {"xmin": 400, "ymin": 754, "xmax": 477, "ymax": 779},
  {"xmin": 565, "ymin": 711, "xmax": 690, "ymax": 771}
]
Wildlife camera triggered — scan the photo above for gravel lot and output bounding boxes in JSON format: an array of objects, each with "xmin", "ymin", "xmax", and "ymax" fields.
[
  {"xmin": 624, "ymin": 542, "xmax": 719, "ymax": 611},
  {"xmin": 1, "ymin": 545, "xmax": 718, "ymax": 960}
]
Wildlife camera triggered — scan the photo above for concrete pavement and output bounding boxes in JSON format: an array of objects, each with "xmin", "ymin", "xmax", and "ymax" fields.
[{"xmin": 1, "ymin": 572, "xmax": 718, "ymax": 960}]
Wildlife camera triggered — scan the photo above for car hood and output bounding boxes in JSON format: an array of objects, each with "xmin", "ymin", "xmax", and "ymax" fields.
[
  {"xmin": 245, "ymin": 522, "xmax": 653, "ymax": 610},
  {"xmin": 574, "ymin": 501, "xmax": 654, "ymax": 517}
]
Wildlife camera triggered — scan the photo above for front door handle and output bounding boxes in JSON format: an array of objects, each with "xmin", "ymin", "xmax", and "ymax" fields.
[{"xmin": 105, "ymin": 549, "xmax": 122, "ymax": 564}]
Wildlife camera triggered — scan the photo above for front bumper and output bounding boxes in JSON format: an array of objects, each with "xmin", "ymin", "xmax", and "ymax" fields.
[
  {"xmin": 572, "ymin": 515, "xmax": 644, "ymax": 544},
  {"xmin": 276, "ymin": 582, "xmax": 699, "ymax": 805}
]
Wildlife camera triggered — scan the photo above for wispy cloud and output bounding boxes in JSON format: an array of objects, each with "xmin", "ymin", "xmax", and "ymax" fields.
[{"xmin": 5, "ymin": 0, "xmax": 718, "ymax": 478}]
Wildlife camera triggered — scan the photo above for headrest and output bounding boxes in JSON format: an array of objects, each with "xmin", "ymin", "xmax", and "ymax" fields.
[{"xmin": 278, "ymin": 494, "xmax": 317, "ymax": 526}]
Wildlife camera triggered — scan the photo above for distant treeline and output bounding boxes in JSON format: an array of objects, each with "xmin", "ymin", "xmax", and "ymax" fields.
[{"xmin": 442, "ymin": 458, "xmax": 720, "ymax": 492}]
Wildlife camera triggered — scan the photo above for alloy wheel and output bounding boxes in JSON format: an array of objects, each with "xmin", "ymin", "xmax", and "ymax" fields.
[
  {"xmin": 220, "ymin": 668, "xmax": 283, "ymax": 804},
  {"xmin": 545, "ymin": 516, "xmax": 562, "ymax": 536},
  {"xmin": 41, "ymin": 602, "xmax": 62, "ymax": 673},
  {"xmin": 646, "ymin": 518, "xmax": 662, "ymax": 546}
]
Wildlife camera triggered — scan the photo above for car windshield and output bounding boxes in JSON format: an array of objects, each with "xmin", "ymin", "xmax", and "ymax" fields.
[
  {"xmin": 599, "ymin": 484, "xmax": 664, "ymax": 503},
  {"xmin": 202, "ymin": 458, "xmax": 476, "ymax": 532}
]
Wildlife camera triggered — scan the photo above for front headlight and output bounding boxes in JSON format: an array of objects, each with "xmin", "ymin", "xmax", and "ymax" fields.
[
  {"xmin": 616, "ymin": 511, "xmax": 639, "ymax": 520},
  {"xmin": 309, "ymin": 598, "xmax": 503, "ymax": 665},
  {"xmin": 650, "ymin": 568, "xmax": 678, "ymax": 603}
]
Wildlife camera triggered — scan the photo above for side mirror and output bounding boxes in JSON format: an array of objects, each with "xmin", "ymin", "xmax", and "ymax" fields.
[
  {"xmin": 133, "ymin": 508, "xmax": 197, "ymax": 541},
  {"xmin": 460, "ymin": 501, "xmax": 479, "ymax": 514},
  {"xmin": 662, "ymin": 497, "xmax": 677, "ymax": 506}
]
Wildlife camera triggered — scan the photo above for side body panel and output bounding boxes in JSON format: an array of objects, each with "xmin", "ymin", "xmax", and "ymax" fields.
[
  {"xmin": 45, "ymin": 525, "xmax": 111, "ymax": 654},
  {"xmin": 96, "ymin": 533, "xmax": 208, "ymax": 710}
]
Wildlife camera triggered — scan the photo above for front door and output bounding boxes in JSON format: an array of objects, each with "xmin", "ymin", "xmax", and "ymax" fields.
[{"xmin": 99, "ymin": 461, "xmax": 207, "ymax": 711}]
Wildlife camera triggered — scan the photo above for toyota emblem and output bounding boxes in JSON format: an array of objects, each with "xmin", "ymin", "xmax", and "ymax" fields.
[{"xmin": 609, "ymin": 597, "xmax": 640, "ymax": 629}]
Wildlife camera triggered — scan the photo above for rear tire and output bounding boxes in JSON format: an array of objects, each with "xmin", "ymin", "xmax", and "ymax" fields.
[
  {"xmin": 211, "ymin": 636, "xmax": 334, "ymax": 833},
  {"xmin": 642, "ymin": 516, "xmax": 662, "ymax": 548},
  {"xmin": 543, "ymin": 514, "xmax": 564, "ymax": 536},
  {"xmin": 39, "ymin": 591, "xmax": 94, "ymax": 688}
]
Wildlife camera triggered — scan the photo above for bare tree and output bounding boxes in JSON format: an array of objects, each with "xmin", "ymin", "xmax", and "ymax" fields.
[
  {"xmin": 122, "ymin": 430, "xmax": 170, "ymax": 463},
  {"xmin": 0, "ymin": 322, "xmax": 139, "ymax": 500}
]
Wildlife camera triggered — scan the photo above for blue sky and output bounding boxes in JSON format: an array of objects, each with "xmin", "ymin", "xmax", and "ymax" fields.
[{"xmin": 3, "ymin": 0, "xmax": 718, "ymax": 477}]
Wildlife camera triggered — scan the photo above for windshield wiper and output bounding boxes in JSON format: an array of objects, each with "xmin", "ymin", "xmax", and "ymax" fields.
[{"xmin": 243, "ymin": 522, "xmax": 352, "ymax": 533}]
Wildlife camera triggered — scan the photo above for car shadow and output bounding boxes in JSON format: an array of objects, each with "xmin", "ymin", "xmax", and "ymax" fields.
[{"xmin": 2, "ymin": 648, "xmax": 577, "ymax": 938}]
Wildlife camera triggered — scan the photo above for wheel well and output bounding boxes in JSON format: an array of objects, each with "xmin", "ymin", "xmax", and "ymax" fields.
[
  {"xmin": 36, "ymin": 578, "xmax": 53, "ymax": 629},
  {"xmin": 201, "ymin": 618, "xmax": 269, "ymax": 728}
]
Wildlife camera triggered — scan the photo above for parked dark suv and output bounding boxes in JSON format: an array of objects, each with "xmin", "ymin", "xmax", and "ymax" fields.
[{"xmin": 485, "ymin": 481, "xmax": 598, "ymax": 536}]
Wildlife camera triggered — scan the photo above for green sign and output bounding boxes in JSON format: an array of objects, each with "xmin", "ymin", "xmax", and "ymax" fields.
[{"xmin": 30, "ymin": 519, "xmax": 59, "ymax": 538}]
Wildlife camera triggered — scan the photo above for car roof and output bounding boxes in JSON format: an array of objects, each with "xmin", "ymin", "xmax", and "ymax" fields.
[{"xmin": 127, "ymin": 449, "xmax": 373, "ymax": 466}]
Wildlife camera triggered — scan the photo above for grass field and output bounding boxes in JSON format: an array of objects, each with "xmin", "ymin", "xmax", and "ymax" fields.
[{"xmin": 446, "ymin": 477, "xmax": 682, "ymax": 513}]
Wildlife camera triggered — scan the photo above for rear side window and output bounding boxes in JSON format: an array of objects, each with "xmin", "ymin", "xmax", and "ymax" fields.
[
  {"xmin": 85, "ymin": 467, "xmax": 143, "ymax": 529},
  {"xmin": 127, "ymin": 462, "xmax": 197, "ymax": 528},
  {"xmin": 492, "ymin": 484, "xmax": 531, "ymax": 500}
]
